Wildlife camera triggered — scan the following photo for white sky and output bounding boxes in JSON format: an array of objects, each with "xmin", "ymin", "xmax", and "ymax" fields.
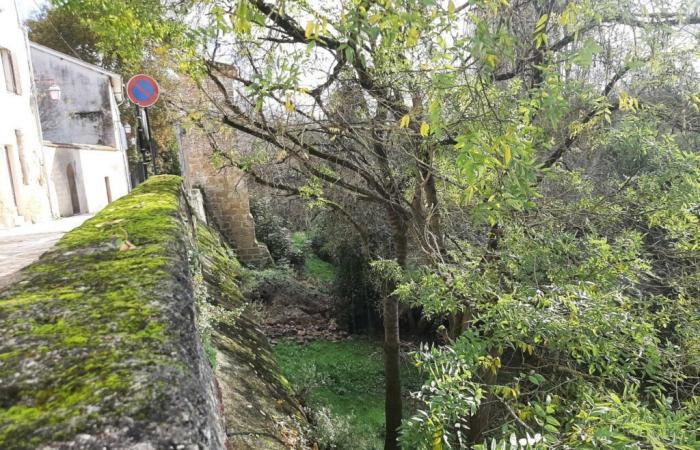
[{"xmin": 14, "ymin": 0, "xmax": 46, "ymax": 21}]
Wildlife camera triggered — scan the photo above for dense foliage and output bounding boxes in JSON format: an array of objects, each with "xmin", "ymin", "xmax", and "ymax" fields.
[{"xmin": 49, "ymin": 0, "xmax": 699, "ymax": 448}]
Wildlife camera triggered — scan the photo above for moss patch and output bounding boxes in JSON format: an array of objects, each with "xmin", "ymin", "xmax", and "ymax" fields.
[
  {"xmin": 0, "ymin": 176, "xmax": 192, "ymax": 449},
  {"xmin": 0, "ymin": 175, "xmax": 308, "ymax": 449},
  {"xmin": 194, "ymin": 221, "xmax": 307, "ymax": 448}
]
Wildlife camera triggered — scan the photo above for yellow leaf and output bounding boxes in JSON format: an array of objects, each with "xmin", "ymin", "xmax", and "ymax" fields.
[
  {"xmin": 420, "ymin": 121, "xmax": 430, "ymax": 137},
  {"xmin": 464, "ymin": 186, "xmax": 475, "ymax": 204},
  {"xmin": 504, "ymin": 144, "xmax": 512, "ymax": 166},
  {"xmin": 399, "ymin": 114, "xmax": 410, "ymax": 128},
  {"xmin": 535, "ymin": 32, "xmax": 548, "ymax": 49},
  {"xmin": 305, "ymin": 21, "xmax": 315, "ymax": 38},
  {"xmin": 407, "ymin": 27, "xmax": 419, "ymax": 46},
  {"xmin": 119, "ymin": 240, "xmax": 137, "ymax": 252},
  {"xmin": 485, "ymin": 53, "xmax": 498, "ymax": 68},
  {"xmin": 285, "ymin": 96, "xmax": 294, "ymax": 112},
  {"xmin": 432, "ymin": 424, "xmax": 444, "ymax": 450},
  {"xmin": 447, "ymin": 0, "xmax": 455, "ymax": 14}
]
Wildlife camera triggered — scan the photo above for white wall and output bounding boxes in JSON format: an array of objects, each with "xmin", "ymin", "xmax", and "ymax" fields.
[
  {"xmin": 0, "ymin": 1, "xmax": 53, "ymax": 227},
  {"xmin": 30, "ymin": 45, "xmax": 118, "ymax": 147},
  {"xmin": 43, "ymin": 144, "xmax": 130, "ymax": 217},
  {"xmin": 0, "ymin": 1, "xmax": 131, "ymax": 228}
]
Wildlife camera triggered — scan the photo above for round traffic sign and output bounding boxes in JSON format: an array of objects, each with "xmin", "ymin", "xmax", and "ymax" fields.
[{"xmin": 126, "ymin": 74, "xmax": 160, "ymax": 108}]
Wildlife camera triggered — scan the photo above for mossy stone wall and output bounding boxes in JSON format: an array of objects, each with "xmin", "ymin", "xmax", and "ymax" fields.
[{"xmin": 0, "ymin": 176, "xmax": 304, "ymax": 449}]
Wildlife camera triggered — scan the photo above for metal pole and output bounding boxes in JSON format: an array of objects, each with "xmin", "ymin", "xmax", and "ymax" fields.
[
  {"xmin": 144, "ymin": 107, "xmax": 158, "ymax": 175},
  {"xmin": 134, "ymin": 104, "xmax": 148, "ymax": 180}
]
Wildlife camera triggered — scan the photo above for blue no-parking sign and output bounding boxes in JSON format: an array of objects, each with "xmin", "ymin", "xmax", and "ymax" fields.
[{"xmin": 126, "ymin": 74, "xmax": 160, "ymax": 108}]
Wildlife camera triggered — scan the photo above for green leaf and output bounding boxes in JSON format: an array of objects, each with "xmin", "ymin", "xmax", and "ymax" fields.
[
  {"xmin": 573, "ymin": 38, "xmax": 603, "ymax": 67},
  {"xmin": 344, "ymin": 46, "xmax": 355, "ymax": 62},
  {"xmin": 535, "ymin": 14, "xmax": 549, "ymax": 33},
  {"xmin": 504, "ymin": 145, "xmax": 512, "ymax": 166}
]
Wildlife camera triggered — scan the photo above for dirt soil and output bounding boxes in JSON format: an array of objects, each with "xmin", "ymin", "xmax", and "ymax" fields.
[{"xmin": 249, "ymin": 275, "xmax": 350, "ymax": 343}]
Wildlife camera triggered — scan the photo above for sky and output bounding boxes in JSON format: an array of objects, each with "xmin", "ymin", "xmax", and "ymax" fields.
[{"xmin": 15, "ymin": 0, "xmax": 46, "ymax": 21}]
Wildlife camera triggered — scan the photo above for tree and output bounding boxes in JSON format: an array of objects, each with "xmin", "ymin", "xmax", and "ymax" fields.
[
  {"xmin": 26, "ymin": 5, "xmax": 108, "ymax": 67},
  {"xmin": 50, "ymin": 0, "xmax": 699, "ymax": 447}
]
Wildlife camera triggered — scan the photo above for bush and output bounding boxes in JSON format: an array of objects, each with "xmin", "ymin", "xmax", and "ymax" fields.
[
  {"xmin": 240, "ymin": 266, "xmax": 294, "ymax": 301},
  {"xmin": 307, "ymin": 407, "xmax": 357, "ymax": 450},
  {"xmin": 250, "ymin": 197, "xmax": 304, "ymax": 271}
]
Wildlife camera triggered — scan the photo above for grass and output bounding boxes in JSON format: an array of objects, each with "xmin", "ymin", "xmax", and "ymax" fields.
[
  {"xmin": 273, "ymin": 339, "xmax": 423, "ymax": 450},
  {"xmin": 304, "ymin": 254, "xmax": 337, "ymax": 284},
  {"xmin": 291, "ymin": 231, "xmax": 337, "ymax": 284},
  {"xmin": 291, "ymin": 231, "xmax": 308, "ymax": 250}
]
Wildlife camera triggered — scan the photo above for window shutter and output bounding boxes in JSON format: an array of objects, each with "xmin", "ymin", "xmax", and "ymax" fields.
[
  {"xmin": 1, "ymin": 49, "xmax": 14, "ymax": 92},
  {"xmin": 0, "ymin": 49, "xmax": 21, "ymax": 95},
  {"xmin": 10, "ymin": 51, "xmax": 21, "ymax": 95}
]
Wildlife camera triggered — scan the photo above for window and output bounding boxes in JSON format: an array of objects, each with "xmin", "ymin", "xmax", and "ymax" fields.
[{"xmin": 0, "ymin": 48, "xmax": 21, "ymax": 95}]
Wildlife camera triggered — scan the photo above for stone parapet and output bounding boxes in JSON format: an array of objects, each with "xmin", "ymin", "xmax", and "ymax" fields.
[{"xmin": 0, "ymin": 176, "xmax": 304, "ymax": 449}]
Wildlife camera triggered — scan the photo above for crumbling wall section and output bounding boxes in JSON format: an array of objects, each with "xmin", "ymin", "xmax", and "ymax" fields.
[{"xmin": 180, "ymin": 126, "xmax": 271, "ymax": 267}]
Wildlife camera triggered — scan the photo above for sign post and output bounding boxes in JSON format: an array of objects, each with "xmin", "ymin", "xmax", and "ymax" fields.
[{"xmin": 126, "ymin": 74, "xmax": 160, "ymax": 179}]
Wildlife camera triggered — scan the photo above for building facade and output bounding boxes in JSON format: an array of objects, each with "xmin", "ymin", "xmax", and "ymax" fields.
[
  {"xmin": 30, "ymin": 43, "xmax": 131, "ymax": 218},
  {"xmin": 0, "ymin": 1, "xmax": 52, "ymax": 227},
  {"xmin": 0, "ymin": 2, "xmax": 130, "ymax": 228}
]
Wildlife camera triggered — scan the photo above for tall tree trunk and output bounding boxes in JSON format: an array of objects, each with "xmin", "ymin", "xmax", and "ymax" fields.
[
  {"xmin": 383, "ymin": 294, "xmax": 402, "ymax": 450},
  {"xmin": 384, "ymin": 210, "xmax": 407, "ymax": 450},
  {"xmin": 467, "ymin": 367, "xmax": 497, "ymax": 443},
  {"xmin": 467, "ymin": 224, "xmax": 503, "ymax": 442}
]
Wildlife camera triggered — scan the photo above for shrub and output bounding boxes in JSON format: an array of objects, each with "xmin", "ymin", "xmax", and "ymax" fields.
[
  {"xmin": 250, "ymin": 197, "xmax": 304, "ymax": 270},
  {"xmin": 307, "ymin": 407, "xmax": 356, "ymax": 450}
]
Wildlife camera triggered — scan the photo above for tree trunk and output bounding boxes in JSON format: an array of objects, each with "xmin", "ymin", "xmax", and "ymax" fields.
[
  {"xmin": 384, "ymin": 211, "xmax": 407, "ymax": 450},
  {"xmin": 467, "ymin": 366, "xmax": 497, "ymax": 444},
  {"xmin": 383, "ymin": 294, "xmax": 402, "ymax": 450}
]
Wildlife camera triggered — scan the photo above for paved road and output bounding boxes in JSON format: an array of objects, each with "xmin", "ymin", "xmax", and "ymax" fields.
[{"xmin": 0, "ymin": 215, "xmax": 92, "ymax": 290}]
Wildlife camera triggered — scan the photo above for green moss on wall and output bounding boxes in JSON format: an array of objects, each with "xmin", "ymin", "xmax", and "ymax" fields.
[
  {"xmin": 193, "ymin": 221, "xmax": 308, "ymax": 449},
  {"xmin": 0, "ymin": 176, "xmax": 187, "ymax": 449},
  {"xmin": 0, "ymin": 174, "xmax": 307, "ymax": 449}
]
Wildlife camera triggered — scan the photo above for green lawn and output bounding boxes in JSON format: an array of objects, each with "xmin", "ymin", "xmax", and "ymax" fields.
[
  {"xmin": 274, "ymin": 339, "xmax": 422, "ymax": 449},
  {"xmin": 291, "ymin": 231, "xmax": 337, "ymax": 284}
]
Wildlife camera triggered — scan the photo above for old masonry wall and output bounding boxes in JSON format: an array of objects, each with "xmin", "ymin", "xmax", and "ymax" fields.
[{"xmin": 0, "ymin": 175, "xmax": 306, "ymax": 449}]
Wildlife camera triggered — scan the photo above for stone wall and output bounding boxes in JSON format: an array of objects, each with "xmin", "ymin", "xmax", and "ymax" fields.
[
  {"xmin": 0, "ymin": 176, "xmax": 305, "ymax": 449},
  {"xmin": 180, "ymin": 126, "xmax": 271, "ymax": 266}
]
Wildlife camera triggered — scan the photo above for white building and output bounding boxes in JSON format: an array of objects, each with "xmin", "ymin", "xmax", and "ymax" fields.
[
  {"xmin": 0, "ymin": 0, "xmax": 52, "ymax": 227},
  {"xmin": 0, "ymin": 1, "xmax": 131, "ymax": 228}
]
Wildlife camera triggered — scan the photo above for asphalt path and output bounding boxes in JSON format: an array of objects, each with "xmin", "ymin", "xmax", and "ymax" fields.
[{"xmin": 0, "ymin": 215, "xmax": 91, "ymax": 290}]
